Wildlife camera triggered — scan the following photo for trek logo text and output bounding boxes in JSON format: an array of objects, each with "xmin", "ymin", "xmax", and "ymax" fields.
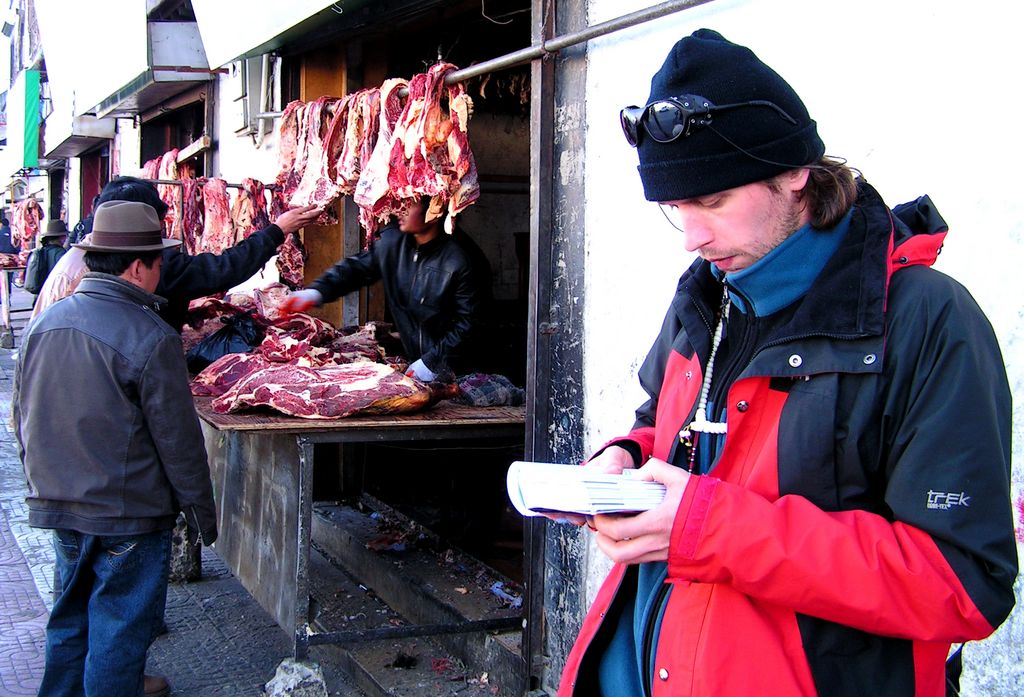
[{"xmin": 926, "ymin": 490, "xmax": 971, "ymax": 510}]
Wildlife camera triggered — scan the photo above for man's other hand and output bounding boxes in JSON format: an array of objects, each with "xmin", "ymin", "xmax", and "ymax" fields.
[
  {"xmin": 281, "ymin": 288, "xmax": 323, "ymax": 315},
  {"xmin": 274, "ymin": 204, "xmax": 321, "ymax": 235}
]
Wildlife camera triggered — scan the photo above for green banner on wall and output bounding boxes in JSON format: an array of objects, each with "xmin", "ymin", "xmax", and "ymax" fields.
[{"xmin": 22, "ymin": 69, "xmax": 39, "ymax": 168}]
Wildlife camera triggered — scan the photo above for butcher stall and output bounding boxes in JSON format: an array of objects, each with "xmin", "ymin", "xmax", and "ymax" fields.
[
  {"xmin": 150, "ymin": 48, "xmax": 533, "ymax": 689},
  {"xmin": 195, "ymin": 398, "xmax": 526, "ymax": 659}
]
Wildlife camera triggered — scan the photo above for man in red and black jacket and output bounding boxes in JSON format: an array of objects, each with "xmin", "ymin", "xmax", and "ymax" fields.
[{"xmin": 558, "ymin": 29, "xmax": 1016, "ymax": 697}]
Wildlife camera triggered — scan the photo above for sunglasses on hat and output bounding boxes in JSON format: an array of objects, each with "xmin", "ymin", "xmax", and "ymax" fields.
[{"xmin": 620, "ymin": 94, "xmax": 797, "ymax": 147}]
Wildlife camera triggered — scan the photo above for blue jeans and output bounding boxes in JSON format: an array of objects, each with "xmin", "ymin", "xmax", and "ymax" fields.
[{"xmin": 39, "ymin": 529, "xmax": 171, "ymax": 697}]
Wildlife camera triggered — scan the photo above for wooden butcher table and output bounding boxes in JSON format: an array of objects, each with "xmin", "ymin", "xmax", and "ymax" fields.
[{"xmin": 194, "ymin": 397, "xmax": 527, "ymax": 659}]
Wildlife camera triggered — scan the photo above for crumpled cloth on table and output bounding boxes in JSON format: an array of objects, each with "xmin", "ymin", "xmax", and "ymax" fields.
[{"xmin": 453, "ymin": 373, "xmax": 525, "ymax": 407}]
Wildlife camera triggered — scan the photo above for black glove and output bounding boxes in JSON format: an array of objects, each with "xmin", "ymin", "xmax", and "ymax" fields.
[{"xmin": 184, "ymin": 504, "xmax": 218, "ymax": 546}]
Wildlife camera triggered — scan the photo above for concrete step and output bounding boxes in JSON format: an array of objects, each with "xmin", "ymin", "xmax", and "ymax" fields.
[{"xmin": 311, "ymin": 500, "xmax": 527, "ymax": 697}]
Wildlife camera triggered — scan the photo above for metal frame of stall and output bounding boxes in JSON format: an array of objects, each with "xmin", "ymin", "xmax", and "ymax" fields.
[{"xmin": 195, "ymin": 403, "xmax": 527, "ymax": 659}]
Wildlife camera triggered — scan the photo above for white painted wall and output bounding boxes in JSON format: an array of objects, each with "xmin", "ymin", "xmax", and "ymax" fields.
[
  {"xmin": 581, "ymin": 1, "xmax": 1023, "ymax": 693},
  {"xmin": 113, "ymin": 118, "xmax": 141, "ymax": 177},
  {"xmin": 210, "ymin": 70, "xmax": 283, "ymax": 291},
  {"xmin": 210, "ymin": 71, "xmax": 281, "ymax": 184},
  {"xmin": 65, "ymin": 157, "xmax": 82, "ymax": 228}
]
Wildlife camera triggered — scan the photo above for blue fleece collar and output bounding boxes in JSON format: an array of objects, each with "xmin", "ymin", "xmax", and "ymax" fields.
[{"xmin": 711, "ymin": 209, "xmax": 853, "ymax": 316}]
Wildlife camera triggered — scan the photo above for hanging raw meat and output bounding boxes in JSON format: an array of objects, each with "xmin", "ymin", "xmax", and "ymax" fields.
[
  {"xmin": 444, "ymin": 71, "xmax": 482, "ymax": 226},
  {"xmin": 12, "ymin": 197, "xmax": 43, "ymax": 252},
  {"xmin": 386, "ymin": 63, "xmax": 480, "ymax": 233},
  {"xmin": 157, "ymin": 149, "xmax": 182, "ymax": 239},
  {"xmin": 353, "ymin": 77, "xmax": 410, "ymax": 235},
  {"xmin": 266, "ymin": 188, "xmax": 305, "ymax": 287},
  {"xmin": 287, "ymin": 96, "xmax": 341, "ymax": 224},
  {"xmin": 321, "ymin": 92, "xmax": 353, "ymax": 191},
  {"xmin": 230, "ymin": 178, "xmax": 270, "ymax": 242},
  {"xmin": 200, "ymin": 178, "xmax": 235, "ymax": 254},
  {"xmin": 180, "ymin": 177, "xmax": 204, "ymax": 255},
  {"xmin": 336, "ymin": 88, "xmax": 381, "ymax": 194},
  {"xmin": 141, "ymin": 156, "xmax": 161, "ymax": 179},
  {"xmin": 275, "ymin": 100, "xmax": 307, "ymax": 203},
  {"xmin": 269, "ymin": 188, "xmax": 289, "ymax": 220},
  {"xmin": 276, "ymin": 233, "xmax": 307, "ymax": 289}
]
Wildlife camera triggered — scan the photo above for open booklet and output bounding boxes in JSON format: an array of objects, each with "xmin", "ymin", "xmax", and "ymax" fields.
[{"xmin": 506, "ymin": 461, "xmax": 666, "ymax": 517}]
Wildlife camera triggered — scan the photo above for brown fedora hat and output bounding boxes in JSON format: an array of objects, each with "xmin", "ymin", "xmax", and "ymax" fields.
[
  {"xmin": 73, "ymin": 201, "xmax": 181, "ymax": 252},
  {"xmin": 39, "ymin": 219, "xmax": 69, "ymax": 241}
]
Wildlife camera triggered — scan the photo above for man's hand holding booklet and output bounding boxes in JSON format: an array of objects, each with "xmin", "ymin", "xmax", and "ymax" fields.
[{"xmin": 506, "ymin": 460, "xmax": 667, "ymax": 519}]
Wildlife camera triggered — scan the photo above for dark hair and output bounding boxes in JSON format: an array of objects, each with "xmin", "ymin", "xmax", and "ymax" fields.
[
  {"xmin": 0, "ymin": 217, "xmax": 7, "ymax": 226},
  {"xmin": 84, "ymin": 249, "xmax": 163, "ymax": 276},
  {"xmin": 798, "ymin": 157, "xmax": 859, "ymax": 230},
  {"xmin": 98, "ymin": 176, "xmax": 169, "ymax": 220},
  {"xmin": 418, "ymin": 195, "xmax": 449, "ymax": 226}
]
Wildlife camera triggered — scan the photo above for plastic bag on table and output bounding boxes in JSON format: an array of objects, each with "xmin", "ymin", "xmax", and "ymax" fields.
[{"xmin": 185, "ymin": 313, "xmax": 265, "ymax": 374}]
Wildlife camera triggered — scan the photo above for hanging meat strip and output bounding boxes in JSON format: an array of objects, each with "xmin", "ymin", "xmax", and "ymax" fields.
[
  {"xmin": 353, "ymin": 77, "xmax": 410, "ymax": 235},
  {"xmin": 200, "ymin": 178, "xmax": 235, "ymax": 254},
  {"xmin": 443, "ymin": 73, "xmax": 481, "ymax": 228},
  {"xmin": 267, "ymin": 188, "xmax": 305, "ymax": 288},
  {"xmin": 322, "ymin": 92, "xmax": 353, "ymax": 191},
  {"xmin": 141, "ymin": 157, "xmax": 161, "ymax": 180},
  {"xmin": 180, "ymin": 177, "xmax": 204, "ymax": 255},
  {"xmin": 230, "ymin": 178, "xmax": 270, "ymax": 243},
  {"xmin": 276, "ymin": 233, "xmax": 307, "ymax": 289},
  {"xmin": 275, "ymin": 100, "xmax": 307, "ymax": 203},
  {"xmin": 337, "ymin": 88, "xmax": 380, "ymax": 194},
  {"xmin": 288, "ymin": 96, "xmax": 341, "ymax": 224},
  {"xmin": 12, "ymin": 197, "xmax": 43, "ymax": 253},
  {"xmin": 386, "ymin": 63, "xmax": 481, "ymax": 234},
  {"xmin": 157, "ymin": 149, "xmax": 182, "ymax": 240}
]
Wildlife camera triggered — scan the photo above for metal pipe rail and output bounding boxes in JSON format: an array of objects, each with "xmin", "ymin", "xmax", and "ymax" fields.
[{"xmin": 254, "ymin": 0, "xmax": 712, "ymax": 121}]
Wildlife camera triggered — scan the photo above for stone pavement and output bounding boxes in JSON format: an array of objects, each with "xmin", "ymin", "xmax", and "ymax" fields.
[{"xmin": 0, "ymin": 285, "xmax": 366, "ymax": 697}]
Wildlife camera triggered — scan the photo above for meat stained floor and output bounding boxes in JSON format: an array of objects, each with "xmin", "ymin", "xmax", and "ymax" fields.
[{"xmin": 308, "ymin": 500, "xmax": 526, "ymax": 697}]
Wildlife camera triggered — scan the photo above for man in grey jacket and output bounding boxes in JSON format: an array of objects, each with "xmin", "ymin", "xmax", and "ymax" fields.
[{"xmin": 13, "ymin": 200, "xmax": 217, "ymax": 697}]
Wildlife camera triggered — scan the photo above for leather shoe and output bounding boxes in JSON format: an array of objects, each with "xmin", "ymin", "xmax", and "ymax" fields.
[{"xmin": 144, "ymin": 674, "xmax": 170, "ymax": 697}]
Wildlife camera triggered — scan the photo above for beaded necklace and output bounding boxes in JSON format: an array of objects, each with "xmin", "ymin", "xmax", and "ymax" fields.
[{"xmin": 681, "ymin": 288, "xmax": 730, "ymax": 472}]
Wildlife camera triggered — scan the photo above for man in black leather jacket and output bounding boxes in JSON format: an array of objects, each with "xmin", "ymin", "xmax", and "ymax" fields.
[
  {"xmin": 283, "ymin": 197, "xmax": 491, "ymax": 380},
  {"xmin": 14, "ymin": 201, "xmax": 217, "ymax": 697}
]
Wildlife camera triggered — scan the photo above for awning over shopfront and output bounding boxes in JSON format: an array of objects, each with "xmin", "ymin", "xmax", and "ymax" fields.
[
  {"xmin": 191, "ymin": 0, "xmax": 366, "ymax": 68},
  {"xmin": 44, "ymin": 115, "xmax": 115, "ymax": 160},
  {"xmin": 0, "ymin": 69, "xmax": 40, "ymax": 179},
  {"xmin": 95, "ymin": 21, "xmax": 214, "ymax": 118},
  {"xmin": 35, "ymin": 0, "xmax": 215, "ymax": 119}
]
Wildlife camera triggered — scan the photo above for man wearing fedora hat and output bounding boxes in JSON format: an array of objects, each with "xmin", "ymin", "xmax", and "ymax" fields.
[
  {"xmin": 23, "ymin": 219, "xmax": 68, "ymax": 296},
  {"xmin": 14, "ymin": 200, "xmax": 218, "ymax": 697}
]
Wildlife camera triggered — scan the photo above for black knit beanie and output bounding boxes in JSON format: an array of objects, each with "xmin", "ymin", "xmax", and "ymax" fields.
[{"xmin": 637, "ymin": 29, "xmax": 825, "ymax": 202}]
